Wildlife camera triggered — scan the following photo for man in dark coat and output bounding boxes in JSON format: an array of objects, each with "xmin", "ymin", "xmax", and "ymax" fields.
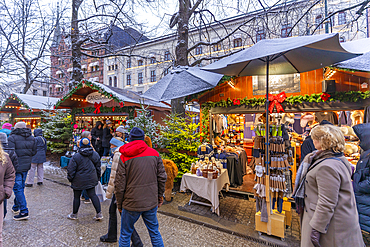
[
  {"xmin": 91, "ymin": 121, "xmax": 103, "ymax": 156},
  {"xmin": 300, "ymin": 120, "xmax": 333, "ymax": 163},
  {"xmin": 0, "ymin": 132, "xmax": 18, "ymax": 218},
  {"xmin": 115, "ymin": 127, "xmax": 167, "ymax": 246},
  {"xmin": 67, "ymin": 138, "xmax": 102, "ymax": 220},
  {"xmin": 353, "ymin": 124, "xmax": 370, "ymax": 234},
  {"xmin": 26, "ymin": 129, "xmax": 47, "ymax": 187},
  {"xmin": 7, "ymin": 122, "xmax": 36, "ymax": 220},
  {"xmin": 102, "ymin": 120, "xmax": 113, "ymax": 156}
]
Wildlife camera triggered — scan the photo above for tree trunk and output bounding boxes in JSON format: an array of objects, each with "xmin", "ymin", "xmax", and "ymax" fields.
[
  {"xmin": 171, "ymin": 0, "xmax": 191, "ymax": 117},
  {"xmin": 70, "ymin": 0, "xmax": 84, "ymax": 88}
]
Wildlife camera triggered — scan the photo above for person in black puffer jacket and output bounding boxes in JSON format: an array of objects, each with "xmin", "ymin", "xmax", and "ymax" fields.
[
  {"xmin": 353, "ymin": 124, "xmax": 370, "ymax": 236},
  {"xmin": 8, "ymin": 122, "xmax": 36, "ymax": 220},
  {"xmin": 26, "ymin": 129, "xmax": 47, "ymax": 187},
  {"xmin": 91, "ymin": 121, "xmax": 103, "ymax": 157},
  {"xmin": 0, "ymin": 132, "xmax": 18, "ymax": 219},
  {"xmin": 67, "ymin": 138, "xmax": 102, "ymax": 221}
]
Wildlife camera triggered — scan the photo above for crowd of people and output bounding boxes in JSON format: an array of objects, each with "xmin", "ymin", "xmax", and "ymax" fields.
[
  {"xmin": 0, "ymin": 117, "xmax": 370, "ymax": 246},
  {"xmin": 67, "ymin": 121, "xmax": 166, "ymax": 247}
]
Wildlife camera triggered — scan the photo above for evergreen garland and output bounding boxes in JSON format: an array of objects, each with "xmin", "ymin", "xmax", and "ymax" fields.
[
  {"xmin": 71, "ymin": 106, "xmax": 135, "ymax": 119},
  {"xmin": 200, "ymin": 90, "xmax": 370, "ymax": 140}
]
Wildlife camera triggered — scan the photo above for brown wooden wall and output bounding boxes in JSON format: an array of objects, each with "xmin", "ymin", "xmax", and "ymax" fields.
[{"xmin": 198, "ymin": 69, "xmax": 368, "ymax": 104}]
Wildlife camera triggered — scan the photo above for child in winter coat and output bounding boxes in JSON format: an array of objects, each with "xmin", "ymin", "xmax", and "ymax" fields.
[
  {"xmin": 67, "ymin": 138, "xmax": 102, "ymax": 221},
  {"xmin": 26, "ymin": 129, "xmax": 47, "ymax": 187}
]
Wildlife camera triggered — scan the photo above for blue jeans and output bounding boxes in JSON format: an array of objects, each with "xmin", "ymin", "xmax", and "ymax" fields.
[
  {"xmin": 12, "ymin": 172, "xmax": 28, "ymax": 214},
  {"xmin": 119, "ymin": 206, "xmax": 163, "ymax": 247},
  {"xmin": 3, "ymin": 199, "xmax": 6, "ymax": 218},
  {"xmin": 81, "ymin": 190, "xmax": 89, "ymax": 200}
]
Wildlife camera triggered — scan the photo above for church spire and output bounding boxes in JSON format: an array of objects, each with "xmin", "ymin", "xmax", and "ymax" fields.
[{"xmin": 51, "ymin": 2, "xmax": 61, "ymax": 48}]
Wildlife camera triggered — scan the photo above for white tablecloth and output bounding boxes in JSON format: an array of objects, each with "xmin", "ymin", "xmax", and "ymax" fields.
[{"xmin": 180, "ymin": 169, "xmax": 230, "ymax": 215}]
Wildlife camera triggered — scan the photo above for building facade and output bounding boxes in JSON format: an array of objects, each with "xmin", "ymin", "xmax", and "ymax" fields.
[
  {"xmin": 50, "ymin": 0, "xmax": 370, "ymax": 96},
  {"xmin": 104, "ymin": 0, "xmax": 370, "ymax": 94}
]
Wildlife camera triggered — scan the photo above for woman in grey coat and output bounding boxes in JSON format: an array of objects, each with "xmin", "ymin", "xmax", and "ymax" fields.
[{"xmin": 26, "ymin": 129, "xmax": 47, "ymax": 187}]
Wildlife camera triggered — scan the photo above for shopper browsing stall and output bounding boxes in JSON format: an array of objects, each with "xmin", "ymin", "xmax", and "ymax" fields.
[
  {"xmin": 102, "ymin": 120, "xmax": 113, "ymax": 156},
  {"xmin": 294, "ymin": 124, "xmax": 363, "ymax": 247}
]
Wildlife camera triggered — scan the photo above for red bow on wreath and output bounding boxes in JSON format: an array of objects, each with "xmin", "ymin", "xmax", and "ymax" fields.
[
  {"xmin": 112, "ymin": 107, "xmax": 115, "ymax": 112},
  {"xmin": 321, "ymin": 92, "xmax": 331, "ymax": 102},
  {"xmin": 94, "ymin": 102, "xmax": 102, "ymax": 114},
  {"xmin": 119, "ymin": 102, "xmax": 124, "ymax": 108},
  {"xmin": 233, "ymin": 99, "xmax": 241, "ymax": 105},
  {"xmin": 268, "ymin": 92, "xmax": 287, "ymax": 113},
  {"xmin": 82, "ymin": 109, "xmax": 85, "ymax": 113}
]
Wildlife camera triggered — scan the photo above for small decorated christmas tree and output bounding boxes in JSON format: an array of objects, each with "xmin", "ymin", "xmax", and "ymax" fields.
[
  {"xmin": 126, "ymin": 105, "xmax": 163, "ymax": 148},
  {"xmin": 41, "ymin": 110, "xmax": 73, "ymax": 153}
]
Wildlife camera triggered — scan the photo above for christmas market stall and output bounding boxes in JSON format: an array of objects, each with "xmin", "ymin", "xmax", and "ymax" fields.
[
  {"xmin": 54, "ymin": 79, "xmax": 171, "ymax": 141},
  {"xmin": 0, "ymin": 93, "xmax": 59, "ymax": 129},
  {"xmin": 196, "ymin": 33, "xmax": 365, "ymax": 239}
]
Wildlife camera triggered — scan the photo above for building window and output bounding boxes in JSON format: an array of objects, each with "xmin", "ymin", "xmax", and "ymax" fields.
[
  {"xmin": 127, "ymin": 60, "xmax": 131, "ymax": 68},
  {"xmin": 126, "ymin": 74, "xmax": 131, "ymax": 85},
  {"xmin": 137, "ymin": 91, "xmax": 143, "ymax": 94},
  {"xmin": 233, "ymin": 38, "xmax": 242, "ymax": 48},
  {"xmin": 150, "ymin": 70, "xmax": 156, "ymax": 82},
  {"xmin": 329, "ymin": 12, "xmax": 335, "ymax": 27},
  {"xmin": 109, "ymin": 77, "xmax": 112, "ymax": 86},
  {"xmin": 138, "ymin": 72, "xmax": 143, "ymax": 84},
  {"xmin": 96, "ymin": 66, "xmax": 99, "ymax": 71},
  {"xmin": 213, "ymin": 43, "xmax": 221, "ymax": 52},
  {"xmin": 256, "ymin": 29, "xmax": 265, "ymax": 42},
  {"xmin": 164, "ymin": 51, "xmax": 170, "ymax": 61},
  {"xmin": 108, "ymin": 65, "xmax": 111, "ymax": 71},
  {"xmin": 33, "ymin": 89, "xmax": 37, "ymax": 95},
  {"xmin": 338, "ymin": 11, "xmax": 346, "ymax": 25},
  {"xmin": 150, "ymin": 57, "xmax": 156, "ymax": 64},
  {"xmin": 195, "ymin": 46, "xmax": 203, "ymax": 55},
  {"xmin": 114, "ymin": 76, "xmax": 117, "ymax": 87},
  {"xmin": 43, "ymin": 91, "xmax": 47, "ymax": 96},
  {"xmin": 315, "ymin": 15, "xmax": 323, "ymax": 29},
  {"xmin": 281, "ymin": 24, "xmax": 292, "ymax": 38},
  {"xmin": 164, "ymin": 68, "xmax": 169, "ymax": 76},
  {"xmin": 138, "ymin": 60, "xmax": 143, "ymax": 66},
  {"xmin": 49, "ymin": 87, "xmax": 53, "ymax": 93}
]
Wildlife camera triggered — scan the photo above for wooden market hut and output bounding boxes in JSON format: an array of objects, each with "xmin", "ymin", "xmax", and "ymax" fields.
[
  {"xmin": 54, "ymin": 80, "xmax": 171, "ymax": 130},
  {"xmin": 0, "ymin": 93, "xmax": 59, "ymax": 129},
  {"xmin": 193, "ymin": 53, "xmax": 370, "ymax": 195}
]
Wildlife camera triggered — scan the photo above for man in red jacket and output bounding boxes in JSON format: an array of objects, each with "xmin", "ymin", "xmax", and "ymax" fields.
[{"xmin": 115, "ymin": 127, "xmax": 167, "ymax": 247}]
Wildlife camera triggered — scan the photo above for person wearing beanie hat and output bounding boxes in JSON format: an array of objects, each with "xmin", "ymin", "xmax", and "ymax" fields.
[
  {"xmin": 115, "ymin": 127, "xmax": 166, "ymax": 246},
  {"xmin": 0, "ymin": 132, "xmax": 18, "ymax": 219},
  {"xmin": 0, "ymin": 123, "xmax": 12, "ymax": 137},
  {"xmin": 102, "ymin": 120, "xmax": 113, "ymax": 156},
  {"xmin": 115, "ymin": 126, "xmax": 126, "ymax": 138},
  {"xmin": 100, "ymin": 136, "xmax": 142, "ymax": 244},
  {"xmin": 300, "ymin": 120, "xmax": 333, "ymax": 162},
  {"xmin": 14, "ymin": 122, "xmax": 26, "ymax": 130},
  {"xmin": 129, "ymin": 127, "xmax": 145, "ymax": 142},
  {"xmin": 91, "ymin": 121, "xmax": 104, "ymax": 157},
  {"xmin": 67, "ymin": 137, "xmax": 103, "ymax": 221},
  {"xmin": 7, "ymin": 120, "xmax": 36, "ymax": 220}
]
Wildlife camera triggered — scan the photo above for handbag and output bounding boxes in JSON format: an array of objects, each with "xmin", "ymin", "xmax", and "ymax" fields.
[{"xmin": 95, "ymin": 181, "xmax": 107, "ymax": 202}]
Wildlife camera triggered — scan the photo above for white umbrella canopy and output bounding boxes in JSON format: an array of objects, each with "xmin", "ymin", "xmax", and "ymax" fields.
[
  {"xmin": 203, "ymin": 33, "xmax": 360, "ymax": 76},
  {"xmin": 142, "ymin": 66, "xmax": 223, "ymax": 101}
]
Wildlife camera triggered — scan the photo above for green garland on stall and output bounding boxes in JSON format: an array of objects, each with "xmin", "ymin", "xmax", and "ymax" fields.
[
  {"xmin": 54, "ymin": 80, "xmax": 124, "ymax": 109},
  {"xmin": 1, "ymin": 93, "xmax": 32, "ymax": 112},
  {"xmin": 200, "ymin": 90, "xmax": 370, "ymax": 139},
  {"xmin": 71, "ymin": 106, "xmax": 135, "ymax": 119}
]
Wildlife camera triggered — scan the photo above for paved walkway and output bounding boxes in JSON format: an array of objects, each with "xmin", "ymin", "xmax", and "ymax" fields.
[{"xmin": 2, "ymin": 167, "xmax": 265, "ymax": 247}]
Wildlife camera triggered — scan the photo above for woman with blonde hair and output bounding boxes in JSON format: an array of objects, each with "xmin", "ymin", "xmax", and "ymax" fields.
[
  {"xmin": 0, "ymin": 142, "xmax": 15, "ymax": 246},
  {"xmin": 293, "ymin": 124, "xmax": 364, "ymax": 247}
]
